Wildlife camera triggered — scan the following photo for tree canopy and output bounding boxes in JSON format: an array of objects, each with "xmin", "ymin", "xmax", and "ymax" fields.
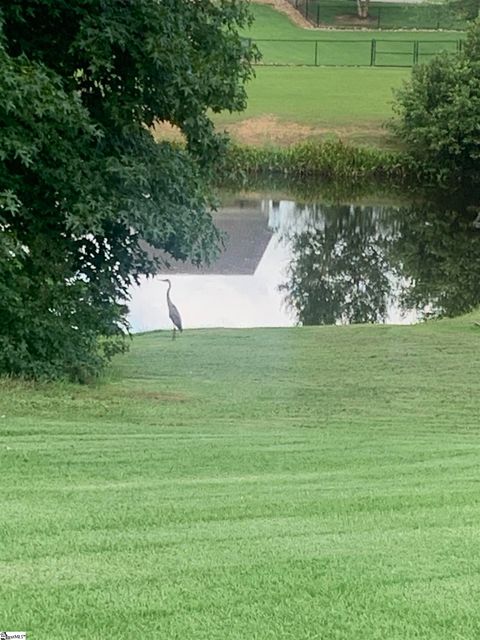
[{"xmin": 0, "ymin": 0, "xmax": 256, "ymax": 380}]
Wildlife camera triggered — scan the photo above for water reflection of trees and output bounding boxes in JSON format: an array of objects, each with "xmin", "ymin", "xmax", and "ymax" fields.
[
  {"xmin": 280, "ymin": 200, "xmax": 480, "ymax": 325},
  {"xmin": 391, "ymin": 204, "xmax": 480, "ymax": 319}
]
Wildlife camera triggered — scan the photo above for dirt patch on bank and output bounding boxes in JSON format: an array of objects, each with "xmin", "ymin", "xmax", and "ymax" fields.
[
  {"xmin": 225, "ymin": 115, "xmax": 316, "ymax": 145},
  {"xmin": 153, "ymin": 116, "xmax": 393, "ymax": 148},
  {"xmin": 333, "ymin": 13, "xmax": 378, "ymax": 27},
  {"xmin": 219, "ymin": 115, "xmax": 392, "ymax": 147}
]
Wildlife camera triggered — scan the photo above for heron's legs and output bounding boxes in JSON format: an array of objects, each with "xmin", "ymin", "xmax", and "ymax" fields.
[{"xmin": 172, "ymin": 327, "xmax": 176, "ymax": 341}]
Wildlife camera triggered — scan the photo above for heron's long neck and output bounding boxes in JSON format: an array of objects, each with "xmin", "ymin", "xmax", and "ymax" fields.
[{"xmin": 166, "ymin": 281, "xmax": 172, "ymax": 300}]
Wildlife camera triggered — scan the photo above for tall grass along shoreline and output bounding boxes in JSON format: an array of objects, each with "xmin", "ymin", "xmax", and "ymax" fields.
[{"xmin": 221, "ymin": 140, "xmax": 424, "ymax": 187}]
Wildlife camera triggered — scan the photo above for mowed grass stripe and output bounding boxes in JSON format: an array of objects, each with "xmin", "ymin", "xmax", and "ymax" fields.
[{"xmin": 1, "ymin": 317, "xmax": 480, "ymax": 638}]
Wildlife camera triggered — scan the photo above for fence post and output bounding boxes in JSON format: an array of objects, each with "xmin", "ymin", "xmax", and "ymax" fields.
[
  {"xmin": 370, "ymin": 39, "xmax": 376, "ymax": 66},
  {"xmin": 316, "ymin": 4, "xmax": 320, "ymax": 26},
  {"xmin": 413, "ymin": 41, "xmax": 419, "ymax": 65},
  {"xmin": 315, "ymin": 41, "xmax": 318, "ymax": 66}
]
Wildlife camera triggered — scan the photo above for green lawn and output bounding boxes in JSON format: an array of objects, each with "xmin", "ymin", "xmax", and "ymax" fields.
[
  {"xmin": 206, "ymin": 5, "xmax": 463, "ymax": 146},
  {"xmin": 2, "ymin": 316, "xmax": 480, "ymax": 638},
  {"xmin": 247, "ymin": 4, "xmax": 463, "ymax": 66},
  {"xmin": 214, "ymin": 66, "xmax": 407, "ymax": 125},
  {"xmin": 212, "ymin": 66, "xmax": 408, "ymax": 146}
]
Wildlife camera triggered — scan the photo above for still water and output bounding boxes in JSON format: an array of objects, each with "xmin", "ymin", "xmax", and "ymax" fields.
[{"xmin": 128, "ymin": 193, "xmax": 480, "ymax": 332}]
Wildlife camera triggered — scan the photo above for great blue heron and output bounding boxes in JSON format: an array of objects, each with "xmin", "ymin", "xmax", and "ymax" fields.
[{"xmin": 161, "ymin": 278, "xmax": 183, "ymax": 339}]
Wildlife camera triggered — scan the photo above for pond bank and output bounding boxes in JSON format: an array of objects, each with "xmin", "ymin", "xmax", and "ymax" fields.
[{"xmin": 221, "ymin": 140, "xmax": 421, "ymax": 188}]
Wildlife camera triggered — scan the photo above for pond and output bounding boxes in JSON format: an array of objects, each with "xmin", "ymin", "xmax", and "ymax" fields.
[{"xmin": 127, "ymin": 191, "xmax": 480, "ymax": 332}]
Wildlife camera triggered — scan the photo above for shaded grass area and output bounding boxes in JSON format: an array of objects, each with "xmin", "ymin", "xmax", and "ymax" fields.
[
  {"xmin": 1, "ymin": 316, "xmax": 480, "ymax": 638},
  {"xmin": 247, "ymin": 4, "xmax": 464, "ymax": 41},
  {"xmin": 297, "ymin": 0, "xmax": 467, "ymax": 30}
]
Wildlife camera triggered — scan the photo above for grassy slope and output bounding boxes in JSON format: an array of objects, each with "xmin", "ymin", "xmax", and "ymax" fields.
[
  {"xmin": 2, "ymin": 316, "xmax": 480, "ymax": 639},
  {"xmin": 212, "ymin": 5, "xmax": 461, "ymax": 146}
]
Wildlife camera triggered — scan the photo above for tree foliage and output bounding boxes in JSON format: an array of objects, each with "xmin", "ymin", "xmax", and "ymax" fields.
[
  {"xmin": 449, "ymin": 0, "xmax": 479, "ymax": 20},
  {"xmin": 392, "ymin": 19, "xmax": 480, "ymax": 185},
  {"xmin": 0, "ymin": 0, "xmax": 256, "ymax": 380}
]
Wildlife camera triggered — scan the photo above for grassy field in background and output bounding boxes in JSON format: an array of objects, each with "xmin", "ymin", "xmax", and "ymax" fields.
[
  {"xmin": 214, "ymin": 66, "xmax": 406, "ymax": 124},
  {"xmin": 207, "ymin": 4, "xmax": 461, "ymax": 146},
  {"xmin": 2, "ymin": 316, "xmax": 480, "ymax": 638},
  {"xmin": 212, "ymin": 66, "xmax": 408, "ymax": 146},
  {"xmin": 260, "ymin": 0, "xmax": 466, "ymax": 31},
  {"xmin": 246, "ymin": 4, "xmax": 464, "ymax": 42},
  {"xmin": 246, "ymin": 3, "xmax": 462, "ymax": 66}
]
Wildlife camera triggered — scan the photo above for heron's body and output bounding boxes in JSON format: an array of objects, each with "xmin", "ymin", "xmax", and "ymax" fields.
[{"xmin": 161, "ymin": 279, "xmax": 183, "ymax": 339}]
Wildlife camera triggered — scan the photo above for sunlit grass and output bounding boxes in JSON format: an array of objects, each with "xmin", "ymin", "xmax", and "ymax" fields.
[
  {"xmin": 2, "ymin": 315, "xmax": 480, "ymax": 638},
  {"xmin": 212, "ymin": 66, "xmax": 408, "ymax": 147},
  {"xmin": 214, "ymin": 66, "xmax": 407, "ymax": 126}
]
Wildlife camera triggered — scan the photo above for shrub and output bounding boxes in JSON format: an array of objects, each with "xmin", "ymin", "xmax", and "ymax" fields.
[{"xmin": 392, "ymin": 19, "xmax": 480, "ymax": 185}]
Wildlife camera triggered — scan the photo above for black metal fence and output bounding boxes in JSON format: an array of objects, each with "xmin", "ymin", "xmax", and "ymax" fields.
[
  {"xmin": 248, "ymin": 37, "xmax": 463, "ymax": 67},
  {"xmin": 288, "ymin": 0, "xmax": 468, "ymax": 30}
]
